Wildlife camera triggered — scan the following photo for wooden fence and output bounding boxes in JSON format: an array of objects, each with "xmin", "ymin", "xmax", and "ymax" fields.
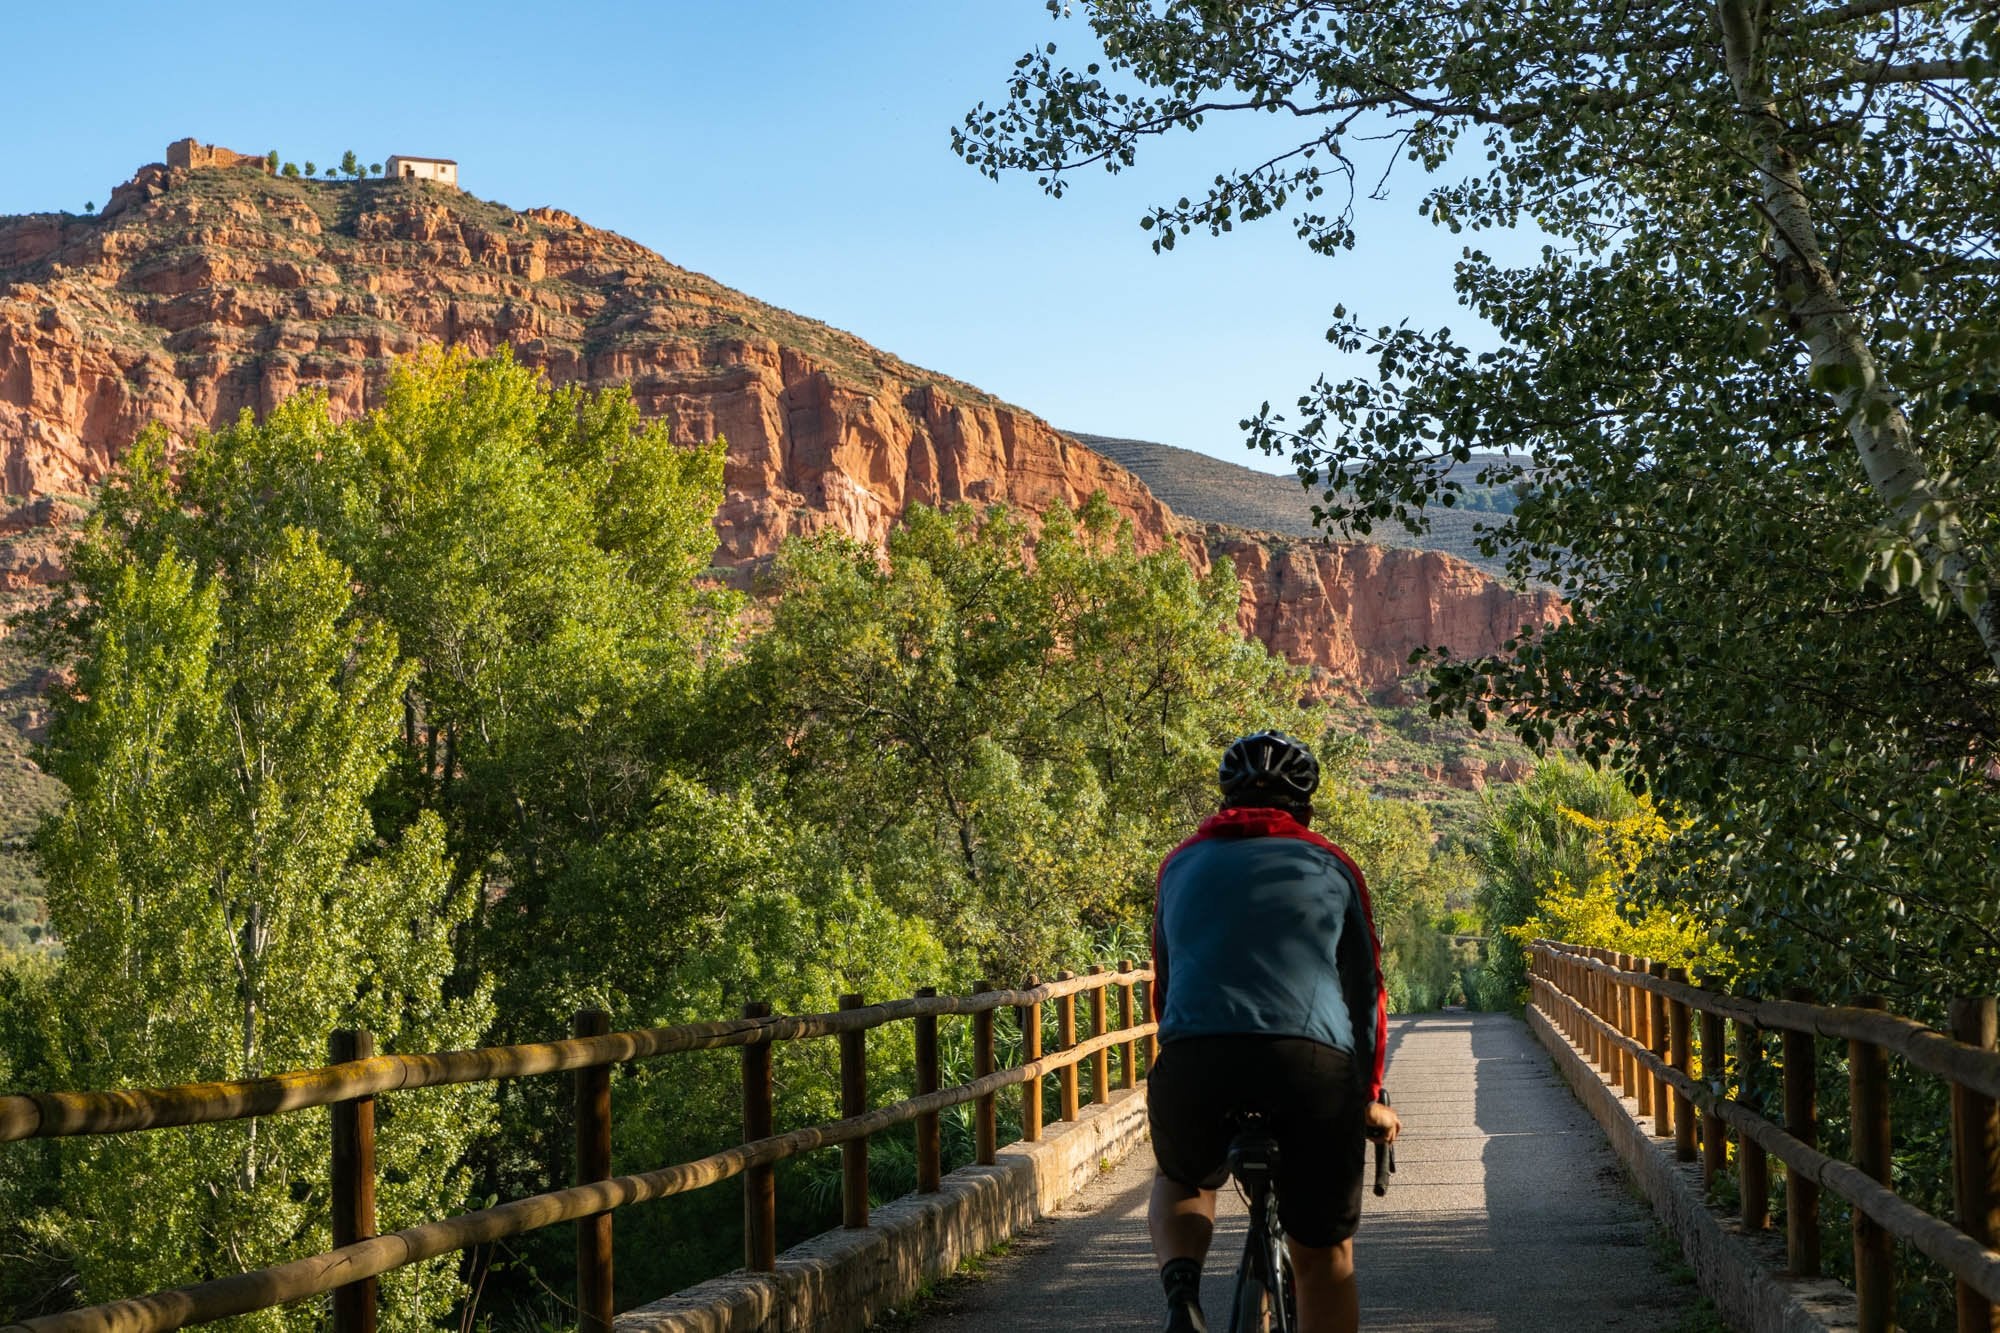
[
  {"xmin": 0, "ymin": 962, "xmax": 1158, "ymax": 1333},
  {"xmin": 1530, "ymin": 940, "xmax": 2000, "ymax": 1333}
]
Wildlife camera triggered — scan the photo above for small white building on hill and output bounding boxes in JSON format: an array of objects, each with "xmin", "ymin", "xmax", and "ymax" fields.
[{"xmin": 386, "ymin": 155, "xmax": 458, "ymax": 188}]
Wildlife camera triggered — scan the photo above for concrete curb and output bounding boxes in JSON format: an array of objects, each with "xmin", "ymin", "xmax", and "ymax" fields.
[
  {"xmin": 617, "ymin": 1084, "xmax": 1152, "ymax": 1333},
  {"xmin": 1527, "ymin": 1004, "xmax": 1858, "ymax": 1333}
]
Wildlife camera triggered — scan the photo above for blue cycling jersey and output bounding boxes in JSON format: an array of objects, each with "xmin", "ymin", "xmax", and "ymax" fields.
[{"xmin": 1151, "ymin": 805, "xmax": 1387, "ymax": 1099}]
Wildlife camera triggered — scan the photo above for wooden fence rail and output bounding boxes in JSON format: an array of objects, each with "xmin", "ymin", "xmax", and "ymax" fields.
[
  {"xmin": 0, "ymin": 963, "xmax": 1157, "ymax": 1333},
  {"xmin": 1530, "ymin": 940, "xmax": 2000, "ymax": 1333}
]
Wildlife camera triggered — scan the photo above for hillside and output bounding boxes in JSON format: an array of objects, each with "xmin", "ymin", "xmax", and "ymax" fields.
[
  {"xmin": 0, "ymin": 162, "xmax": 1179, "ymax": 567},
  {"xmin": 0, "ymin": 147, "xmax": 1565, "ymax": 912},
  {"xmin": 1070, "ymin": 432, "xmax": 1522, "ymax": 575},
  {"xmin": 0, "ymin": 148, "xmax": 1558, "ymax": 689}
]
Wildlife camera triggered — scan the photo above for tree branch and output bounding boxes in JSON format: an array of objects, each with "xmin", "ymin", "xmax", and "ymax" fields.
[
  {"xmin": 1774, "ymin": 0, "xmax": 1933, "ymax": 35},
  {"xmin": 1813, "ymin": 57, "xmax": 1995, "ymax": 91},
  {"xmin": 1715, "ymin": 0, "xmax": 2000, "ymax": 669}
]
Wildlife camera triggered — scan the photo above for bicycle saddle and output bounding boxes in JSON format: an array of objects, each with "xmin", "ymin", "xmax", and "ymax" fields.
[{"xmin": 1225, "ymin": 1116, "xmax": 1281, "ymax": 1190}]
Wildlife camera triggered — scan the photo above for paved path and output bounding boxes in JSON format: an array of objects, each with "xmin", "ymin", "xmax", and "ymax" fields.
[{"xmin": 902, "ymin": 1013, "xmax": 1704, "ymax": 1332}]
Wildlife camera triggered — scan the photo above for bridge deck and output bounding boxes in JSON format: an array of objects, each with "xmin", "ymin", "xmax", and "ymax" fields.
[{"xmin": 901, "ymin": 1012, "xmax": 1704, "ymax": 1332}]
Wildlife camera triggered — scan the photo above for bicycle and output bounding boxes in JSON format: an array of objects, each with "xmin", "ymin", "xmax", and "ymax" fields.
[
  {"xmin": 1223, "ymin": 1114, "xmax": 1295, "ymax": 1333},
  {"xmin": 1223, "ymin": 1096, "xmax": 1394, "ymax": 1333}
]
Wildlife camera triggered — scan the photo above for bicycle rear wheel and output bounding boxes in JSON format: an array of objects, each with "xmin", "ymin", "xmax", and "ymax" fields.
[
  {"xmin": 1230, "ymin": 1257, "xmax": 1269, "ymax": 1333},
  {"xmin": 1266, "ymin": 1199, "xmax": 1296, "ymax": 1331},
  {"xmin": 1272, "ymin": 1233, "xmax": 1296, "ymax": 1331},
  {"xmin": 1230, "ymin": 1199, "xmax": 1292, "ymax": 1333}
]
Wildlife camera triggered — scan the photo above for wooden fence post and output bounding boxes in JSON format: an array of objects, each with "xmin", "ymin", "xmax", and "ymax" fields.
[
  {"xmin": 1117, "ymin": 959, "xmax": 1137, "ymax": 1092},
  {"xmin": 1605, "ymin": 953, "xmax": 1621, "ymax": 1092},
  {"xmin": 973, "ymin": 982, "xmax": 997, "ymax": 1166},
  {"xmin": 1702, "ymin": 1008, "xmax": 1729, "ymax": 1190},
  {"xmin": 1594, "ymin": 950, "xmax": 1610, "ymax": 1078},
  {"xmin": 1610, "ymin": 953, "xmax": 1629, "ymax": 1097},
  {"xmin": 1617, "ymin": 953, "xmax": 1638, "ymax": 1096},
  {"xmin": 1579, "ymin": 952, "xmax": 1593, "ymax": 1048},
  {"xmin": 840, "ymin": 993, "xmax": 869, "ymax": 1229},
  {"xmin": 1088, "ymin": 966, "xmax": 1110, "ymax": 1108},
  {"xmin": 1738, "ymin": 1020, "xmax": 1769, "ymax": 1231},
  {"xmin": 1634, "ymin": 958, "xmax": 1655, "ymax": 1122},
  {"xmin": 1021, "ymin": 975, "xmax": 1043, "ymax": 1143},
  {"xmin": 914, "ymin": 987, "xmax": 941, "ymax": 1193},
  {"xmin": 1651, "ymin": 962, "xmax": 1673, "ymax": 1140},
  {"xmin": 1950, "ymin": 996, "xmax": 1999, "ymax": 1333},
  {"xmin": 1602, "ymin": 949, "xmax": 1619, "ymax": 1076},
  {"xmin": 741, "ymin": 1001, "xmax": 776, "ymax": 1272},
  {"xmin": 1783, "ymin": 988, "xmax": 1821, "ymax": 1277},
  {"xmin": 330, "ymin": 1029, "xmax": 378, "ymax": 1333},
  {"xmin": 1587, "ymin": 948, "xmax": 1605, "ymax": 1070},
  {"xmin": 1558, "ymin": 947, "xmax": 1573, "ymax": 1032},
  {"xmin": 1851, "ymin": 995, "xmax": 1894, "ymax": 1333},
  {"xmin": 1576, "ymin": 949, "xmax": 1591, "ymax": 1058},
  {"xmin": 1567, "ymin": 950, "xmax": 1582, "ymax": 1042},
  {"xmin": 1668, "ymin": 967, "xmax": 1697, "ymax": 1162},
  {"xmin": 1056, "ymin": 971, "xmax": 1080, "ymax": 1123},
  {"xmin": 573, "ymin": 1009, "xmax": 613, "ymax": 1333}
]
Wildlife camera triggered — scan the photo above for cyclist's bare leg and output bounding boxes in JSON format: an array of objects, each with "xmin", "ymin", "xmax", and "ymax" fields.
[
  {"xmin": 1286, "ymin": 1237, "xmax": 1358, "ymax": 1333},
  {"xmin": 1147, "ymin": 1171, "xmax": 1217, "ymax": 1264}
]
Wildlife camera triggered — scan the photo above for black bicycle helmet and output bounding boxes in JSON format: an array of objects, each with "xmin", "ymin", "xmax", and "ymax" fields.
[{"xmin": 1218, "ymin": 730, "xmax": 1320, "ymax": 802}]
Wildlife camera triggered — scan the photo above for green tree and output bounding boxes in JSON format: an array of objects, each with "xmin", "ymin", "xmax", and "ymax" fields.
[
  {"xmin": 957, "ymin": 2, "xmax": 2000, "ymax": 1004},
  {"xmin": 1477, "ymin": 759, "xmax": 1649, "ymax": 1000},
  {"xmin": 539, "ymin": 789, "xmax": 955, "ymax": 1297},
  {"xmin": 281, "ymin": 162, "xmax": 298, "ymax": 179},
  {"xmin": 0, "ymin": 949, "xmax": 65, "ymax": 1321},
  {"xmin": 17, "ymin": 352, "xmax": 735, "ymax": 1322},
  {"xmin": 370, "ymin": 163, "xmax": 383, "ymax": 176},
  {"xmin": 344, "ymin": 351, "xmax": 733, "ymax": 988},
  {"xmin": 340, "ymin": 149, "xmax": 359, "ymax": 179},
  {"xmin": 29, "ymin": 499, "xmax": 491, "ymax": 1330},
  {"xmin": 71, "ymin": 349, "xmax": 733, "ymax": 1005},
  {"xmin": 720, "ymin": 497, "xmax": 1315, "ymax": 975},
  {"xmin": 303, "ymin": 161, "xmax": 315, "ymax": 177},
  {"xmin": 264, "ymin": 149, "xmax": 278, "ymax": 173}
]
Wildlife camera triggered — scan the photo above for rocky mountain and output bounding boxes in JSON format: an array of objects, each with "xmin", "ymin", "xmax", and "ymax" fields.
[{"xmin": 0, "ymin": 149, "xmax": 1560, "ymax": 698}]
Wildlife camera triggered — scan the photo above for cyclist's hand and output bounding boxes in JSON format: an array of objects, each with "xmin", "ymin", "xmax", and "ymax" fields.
[{"xmin": 1364, "ymin": 1101, "xmax": 1401, "ymax": 1145}]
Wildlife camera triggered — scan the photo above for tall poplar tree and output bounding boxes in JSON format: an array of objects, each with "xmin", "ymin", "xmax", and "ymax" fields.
[{"xmin": 32, "ymin": 509, "xmax": 490, "ymax": 1332}]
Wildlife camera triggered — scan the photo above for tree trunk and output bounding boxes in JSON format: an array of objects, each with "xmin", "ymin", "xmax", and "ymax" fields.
[
  {"xmin": 240, "ymin": 899, "xmax": 262, "ymax": 1189},
  {"xmin": 1714, "ymin": 0, "xmax": 2000, "ymax": 669}
]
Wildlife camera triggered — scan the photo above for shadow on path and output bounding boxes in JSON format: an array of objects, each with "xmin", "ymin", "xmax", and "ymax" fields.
[{"xmin": 906, "ymin": 1013, "xmax": 1703, "ymax": 1333}]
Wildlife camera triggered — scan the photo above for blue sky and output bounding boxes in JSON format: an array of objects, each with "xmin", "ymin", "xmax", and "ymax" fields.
[{"xmin": 5, "ymin": 2, "xmax": 1528, "ymax": 476}]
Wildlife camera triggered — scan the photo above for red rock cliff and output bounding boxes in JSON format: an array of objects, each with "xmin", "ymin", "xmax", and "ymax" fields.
[
  {"xmin": 1209, "ymin": 527, "xmax": 1563, "ymax": 694},
  {"xmin": 0, "ymin": 159, "xmax": 1558, "ymax": 693}
]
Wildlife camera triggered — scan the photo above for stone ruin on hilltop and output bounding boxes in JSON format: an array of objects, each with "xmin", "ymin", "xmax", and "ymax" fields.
[{"xmin": 164, "ymin": 138, "xmax": 270, "ymax": 174}]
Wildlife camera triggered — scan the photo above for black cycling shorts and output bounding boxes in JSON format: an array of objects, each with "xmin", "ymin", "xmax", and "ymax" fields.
[{"xmin": 1147, "ymin": 1035, "xmax": 1366, "ymax": 1248}]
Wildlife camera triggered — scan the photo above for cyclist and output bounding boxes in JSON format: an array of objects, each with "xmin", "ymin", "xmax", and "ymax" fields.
[{"xmin": 1147, "ymin": 730, "xmax": 1399, "ymax": 1333}]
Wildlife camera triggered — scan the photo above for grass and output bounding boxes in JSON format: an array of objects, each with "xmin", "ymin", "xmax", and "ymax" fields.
[
  {"xmin": 1647, "ymin": 1222, "xmax": 1733, "ymax": 1333},
  {"xmin": 870, "ymin": 1239, "xmax": 1013, "ymax": 1329}
]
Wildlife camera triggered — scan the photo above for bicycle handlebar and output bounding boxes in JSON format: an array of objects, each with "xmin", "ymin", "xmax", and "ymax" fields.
[{"xmin": 1370, "ymin": 1092, "xmax": 1395, "ymax": 1197}]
